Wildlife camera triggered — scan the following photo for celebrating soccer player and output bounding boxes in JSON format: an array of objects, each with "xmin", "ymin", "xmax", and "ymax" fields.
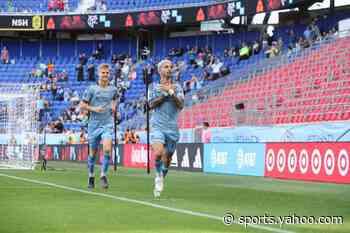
[
  {"xmin": 80, "ymin": 64, "xmax": 117, "ymax": 189},
  {"xmin": 148, "ymin": 59, "xmax": 184, "ymax": 197}
]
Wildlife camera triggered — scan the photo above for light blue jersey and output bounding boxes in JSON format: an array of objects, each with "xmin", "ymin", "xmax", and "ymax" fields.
[
  {"xmin": 82, "ymin": 84, "xmax": 117, "ymax": 148},
  {"xmin": 148, "ymin": 82, "xmax": 184, "ymax": 144}
]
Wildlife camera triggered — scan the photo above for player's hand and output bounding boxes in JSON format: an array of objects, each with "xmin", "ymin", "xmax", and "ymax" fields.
[
  {"xmin": 159, "ymin": 84, "xmax": 171, "ymax": 92},
  {"xmin": 93, "ymin": 107, "xmax": 105, "ymax": 113},
  {"xmin": 170, "ymin": 85, "xmax": 177, "ymax": 91}
]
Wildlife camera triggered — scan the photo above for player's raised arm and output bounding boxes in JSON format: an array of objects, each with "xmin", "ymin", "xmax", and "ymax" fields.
[
  {"xmin": 148, "ymin": 84, "xmax": 167, "ymax": 110},
  {"xmin": 169, "ymin": 84, "xmax": 184, "ymax": 110}
]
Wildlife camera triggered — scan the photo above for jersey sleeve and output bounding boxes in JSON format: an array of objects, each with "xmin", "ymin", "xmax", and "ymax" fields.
[{"xmin": 82, "ymin": 86, "xmax": 94, "ymax": 103}]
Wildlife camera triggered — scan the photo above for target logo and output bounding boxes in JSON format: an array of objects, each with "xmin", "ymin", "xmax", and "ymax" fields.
[
  {"xmin": 266, "ymin": 149, "xmax": 275, "ymax": 172},
  {"xmin": 311, "ymin": 149, "xmax": 321, "ymax": 175},
  {"xmin": 288, "ymin": 149, "xmax": 297, "ymax": 174},
  {"xmin": 324, "ymin": 149, "xmax": 335, "ymax": 176},
  {"xmin": 277, "ymin": 149, "xmax": 286, "ymax": 173},
  {"xmin": 299, "ymin": 149, "xmax": 309, "ymax": 174},
  {"xmin": 265, "ymin": 143, "xmax": 350, "ymax": 184},
  {"xmin": 338, "ymin": 149, "xmax": 349, "ymax": 177}
]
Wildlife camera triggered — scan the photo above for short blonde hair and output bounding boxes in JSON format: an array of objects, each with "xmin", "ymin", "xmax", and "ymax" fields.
[
  {"xmin": 98, "ymin": 63, "xmax": 110, "ymax": 72},
  {"xmin": 157, "ymin": 59, "xmax": 172, "ymax": 73}
]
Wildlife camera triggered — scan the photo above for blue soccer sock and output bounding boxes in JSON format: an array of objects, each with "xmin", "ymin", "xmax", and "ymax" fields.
[
  {"xmin": 87, "ymin": 156, "xmax": 96, "ymax": 177},
  {"xmin": 101, "ymin": 152, "xmax": 110, "ymax": 177},
  {"xmin": 155, "ymin": 159, "xmax": 163, "ymax": 176},
  {"xmin": 162, "ymin": 163, "xmax": 169, "ymax": 178}
]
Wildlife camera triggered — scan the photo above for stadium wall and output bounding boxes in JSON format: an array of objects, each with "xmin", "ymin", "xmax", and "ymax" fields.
[{"xmin": 42, "ymin": 142, "xmax": 350, "ymax": 184}]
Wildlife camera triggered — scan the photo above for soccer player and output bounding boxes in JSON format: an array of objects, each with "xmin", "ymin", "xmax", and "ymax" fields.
[
  {"xmin": 80, "ymin": 63, "xmax": 117, "ymax": 189},
  {"xmin": 148, "ymin": 59, "xmax": 184, "ymax": 197}
]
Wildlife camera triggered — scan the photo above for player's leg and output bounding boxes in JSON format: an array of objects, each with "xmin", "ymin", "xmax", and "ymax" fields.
[
  {"xmin": 87, "ymin": 130, "xmax": 101, "ymax": 189},
  {"xmin": 151, "ymin": 130, "xmax": 167, "ymax": 197},
  {"xmin": 161, "ymin": 139, "xmax": 176, "ymax": 178},
  {"xmin": 152, "ymin": 142, "xmax": 165, "ymax": 176},
  {"xmin": 100, "ymin": 127, "xmax": 113, "ymax": 189},
  {"xmin": 151, "ymin": 130, "xmax": 166, "ymax": 177}
]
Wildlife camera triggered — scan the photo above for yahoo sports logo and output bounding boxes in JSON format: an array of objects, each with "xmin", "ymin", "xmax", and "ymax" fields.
[{"xmin": 266, "ymin": 146, "xmax": 349, "ymax": 177}]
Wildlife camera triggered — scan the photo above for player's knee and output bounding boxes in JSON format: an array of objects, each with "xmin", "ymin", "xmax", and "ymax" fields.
[
  {"xmin": 89, "ymin": 148, "xmax": 98, "ymax": 157},
  {"xmin": 152, "ymin": 145, "xmax": 164, "ymax": 159}
]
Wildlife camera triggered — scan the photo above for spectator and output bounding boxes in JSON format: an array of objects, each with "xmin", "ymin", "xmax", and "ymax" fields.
[
  {"xmin": 28, "ymin": 68, "xmax": 36, "ymax": 79},
  {"xmin": 47, "ymin": 60, "xmax": 55, "ymax": 78},
  {"xmin": 303, "ymin": 26, "xmax": 312, "ymax": 44},
  {"xmin": 53, "ymin": 120, "xmax": 64, "ymax": 133},
  {"xmin": 201, "ymin": 122, "xmax": 211, "ymax": 143},
  {"xmin": 96, "ymin": 42, "xmax": 104, "ymax": 59},
  {"xmin": 56, "ymin": 86, "xmax": 64, "ymax": 101},
  {"xmin": 124, "ymin": 128, "xmax": 132, "ymax": 144},
  {"xmin": 7, "ymin": 0, "xmax": 14, "ymax": 12},
  {"xmin": 79, "ymin": 53, "xmax": 87, "ymax": 65},
  {"xmin": 238, "ymin": 43, "xmax": 250, "ymax": 63},
  {"xmin": 128, "ymin": 65, "xmax": 137, "ymax": 81},
  {"xmin": 265, "ymin": 42, "xmax": 280, "ymax": 58},
  {"xmin": 184, "ymin": 74, "xmax": 202, "ymax": 94},
  {"xmin": 141, "ymin": 46, "xmax": 150, "ymax": 60},
  {"xmin": 100, "ymin": 0, "xmax": 107, "ymax": 11},
  {"xmin": 111, "ymin": 54, "xmax": 118, "ymax": 64},
  {"xmin": 114, "ymin": 61, "xmax": 122, "ymax": 81},
  {"xmin": 51, "ymin": 82, "xmax": 57, "ymax": 99},
  {"xmin": 66, "ymin": 129, "xmax": 76, "ymax": 144},
  {"xmin": 130, "ymin": 129, "xmax": 137, "ymax": 144},
  {"xmin": 1, "ymin": 46, "xmax": 9, "ymax": 64},
  {"xmin": 252, "ymin": 40, "xmax": 261, "ymax": 54},
  {"xmin": 210, "ymin": 58, "xmax": 223, "ymax": 80},
  {"xmin": 76, "ymin": 64, "xmax": 84, "ymax": 81},
  {"xmin": 58, "ymin": 69, "xmax": 68, "ymax": 82},
  {"xmin": 87, "ymin": 57, "xmax": 95, "ymax": 81},
  {"xmin": 121, "ymin": 59, "xmax": 131, "ymax": 80},
  {"xmin": 287, "ymin": 29, "xmax": 297, "ymax": 48},
  {"xmin": 135, "ymin": 135, "xmax": 140, "ymax": 143},
  {"xmin": 142, "ymin": 63, "xmax": 154, "ymax": 85}
]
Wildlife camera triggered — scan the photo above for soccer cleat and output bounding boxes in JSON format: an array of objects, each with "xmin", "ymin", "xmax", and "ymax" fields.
[
  {"xmin": 100, "ymin": 176, "xmax": 109, "ymax": 189},
  {"xmin": 154, "ymin": 174, "xmax": 164, "ymax": 194},
  {"xmin": 153, "ymin": 188, "xmax": 161, "ymax": 198},
  {"xmin": 88, "ymin": 177, "xmax": 95, "ymax": 189}
]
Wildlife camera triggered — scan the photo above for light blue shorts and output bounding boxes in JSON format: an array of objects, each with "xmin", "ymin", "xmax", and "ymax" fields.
[
  {"xmin": 150, "ymin": 129, "xmax": 177, "ymax": 157},
  {"xmin": 88, "ymin": 124, "xmax": 113, "ymax": 150}
]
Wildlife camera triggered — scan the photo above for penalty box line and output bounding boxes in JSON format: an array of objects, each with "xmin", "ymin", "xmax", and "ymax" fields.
[{"xmin": 0, "ymin": 173, "xmax": 294, "ymax": 233}]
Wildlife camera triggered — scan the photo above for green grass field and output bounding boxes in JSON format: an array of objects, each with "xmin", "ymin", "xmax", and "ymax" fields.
[{"xmin": 0, "ymin": 161, "xmax": 349, "ymax": 233}]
